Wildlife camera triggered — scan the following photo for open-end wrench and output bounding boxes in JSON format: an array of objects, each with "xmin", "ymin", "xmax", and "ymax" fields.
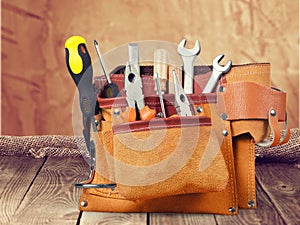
[
  {"xmin": 177, "ymin": 39, "xmax": 201, "ymax": 94},
  {"xmin": 202, "ymin": 54, "xmax": 232, "ymax": 93}
]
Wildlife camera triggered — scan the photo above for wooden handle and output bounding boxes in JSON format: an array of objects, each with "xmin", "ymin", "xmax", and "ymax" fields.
[{"xmin": 154, "ymin": 49, "xmax": 168, "ymax": 93}]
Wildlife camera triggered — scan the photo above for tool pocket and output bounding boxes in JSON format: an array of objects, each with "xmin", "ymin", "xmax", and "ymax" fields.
[
  {"xmin": 97, "ymin": 76, "xmax": 229, "ymax": 200},
  {"xmin": 111, "ymin": 114, "xmax": 228, "ymax": 200}
]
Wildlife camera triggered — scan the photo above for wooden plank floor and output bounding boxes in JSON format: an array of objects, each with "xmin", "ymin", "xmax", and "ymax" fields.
[{"xmin": 0, "ymin": 156, "xmax": 299, "ymax": 225}]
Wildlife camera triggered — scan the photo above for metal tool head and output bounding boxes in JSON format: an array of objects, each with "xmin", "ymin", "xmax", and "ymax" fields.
[
  {"xmin": 124, "ymin": 62, "xmax": 144, "ymax": 109},
  {"xmin": 177, "ymin": 39, "xmax": 201, "ymax": 56},
  {"xmin": 173, "ymin": 70, "xmax": 193, "ymax": 116},
  {"xmin": 212, "ymin": 54, "xmax": 232, "ymax": 73}
]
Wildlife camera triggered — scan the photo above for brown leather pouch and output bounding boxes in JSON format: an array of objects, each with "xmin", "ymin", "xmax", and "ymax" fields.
[{"xmin": 78, "ymin": 63, "xmax": 289, "ymax": 214}]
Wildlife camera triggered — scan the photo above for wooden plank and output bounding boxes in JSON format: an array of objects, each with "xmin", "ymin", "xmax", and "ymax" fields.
[
  {"xmin": 80, "ymin": 212, "xmax": 147, "ymax": 225},
  {"xmin": 150, "ymin": 213, "xmax": 216, "ymax": 225},
  {"xmin": 10, "ymin": 157, "xmax": 89, "ymax": 225},
  {"xmin": 0, "ymin": 156, "xmax": 46, "ymax": 225},
  {"xmin": 256, "ymin": 163, "xmax": 300, "ymax": 225},
  {"xmin": 215, "ymin": 179, "xmax": 285, "ymax": 225}
]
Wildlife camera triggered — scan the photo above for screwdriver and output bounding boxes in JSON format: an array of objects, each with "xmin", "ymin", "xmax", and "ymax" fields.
[
  {"xmin": 154, "ymin": 72, "xmax": 166, "ymax": 118},
  {"xmin": 65, "ymin": 36, "xmax": 116, "ymax": 190},
  {"xmin": 65, "ymin": 36, "xmax": 96, "ymax": 119},
  {"xmin": 65, "ymin": 35, "xmax": 96, "ymax": 176},
  {"xmin": 94, "ymin": 40, "xmax": 119, "ymax": 98}
]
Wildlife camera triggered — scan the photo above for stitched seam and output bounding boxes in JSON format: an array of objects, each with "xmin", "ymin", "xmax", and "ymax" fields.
[
  {"xmin": 247, "ymin": 138, "xmax": 251, "ymax": 202},
  {"xmin": 250, "ymin": 139, "xmax": 255, "ymax": 201},
  {"xmin": 231, "ymin": 64, "xmax": 269, "ymax": 73},
  {"xmin": 113, "ymin": 122, "xmax": 211, "ymax": 134},
  {"xmin": 225, "ymin": 122, "xmax": 235, "ymax": 208},
  {"xmin": 228, "ymin": 72, "xmax": 269, "ymax": 79},
  {"xmin": 247, "ymin": 138, "xmax": 255, "ymax": 203}
]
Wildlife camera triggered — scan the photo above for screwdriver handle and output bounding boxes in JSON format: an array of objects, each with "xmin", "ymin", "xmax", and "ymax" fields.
[
  {"xmin": 65, "ymin": 36, "xmax": 96, "ymax": 117},
  {"xmin": 140, "ymin": 106, "xmax": 156, "ymax": 121},
  {"xmin": 154, "ymin": 49, "xmax": 168, "ymax": 93}
]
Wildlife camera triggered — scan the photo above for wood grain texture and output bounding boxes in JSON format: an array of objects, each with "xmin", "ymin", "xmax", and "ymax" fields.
[
  {"xmin": 0, "ymin": 156, "xmax": 299, "ymax": 224},
  {"xmin": 80, "ymin": 212, "xmax": 147, "ymax": 225},
  {"xmin": 1, "ymin": 0, "xmax": 299, "ymax": 135},
  {"xmin": 10, "ymin": 157, "xmax": 88, "ymax": 225},
  {"xmin": 215, "ymin": 180, "xmax": 285, "ymax": 225},
  {"xmin": 0, "ymin": 156, "xmax": 46, "ymax": 225},
  {"xmin": 256, "ymin": 163, "xmax": 300, "ymax": 225},
  {"xmin": 150, "ymin": 213, "xmax": 216, "ymax": 225}
]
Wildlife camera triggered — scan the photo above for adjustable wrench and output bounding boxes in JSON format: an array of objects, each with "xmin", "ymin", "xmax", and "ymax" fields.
[
  {"xmin": 202, "ymin": 54, "xmax": 232, "ymax": 93},
  {"xmin": 177, "ymin": 39, "xmax": 201, "ymax": 94}
]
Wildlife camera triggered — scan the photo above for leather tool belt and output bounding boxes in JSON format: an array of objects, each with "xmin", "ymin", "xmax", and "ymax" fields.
[{"xmin": 78, "ymin": 63, "xmax": 289, "ymax": 215}]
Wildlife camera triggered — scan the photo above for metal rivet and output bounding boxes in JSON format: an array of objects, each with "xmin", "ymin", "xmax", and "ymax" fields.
[
  {"xmin": 113, "ymin": 109, "xmax": 120, "ymax": 116},
  {"xmin": 270, "ymin": 109, "xmax": 276, "ymax": 117},
  {"xmin": 81, "ymin": 200, "xmax": 88, "ymax": 207},
  {"xmin": 220, "ymin": 113, "xmax": 228, "ymax": 120},
  {"xmin": 196, "ymin": 106, "xmax": 203, "ymax": 113},
  {"xmin": 222, "ymin": 130, "xmax": 228, "ymax": 136},
  {"xmin": 157, "ymin": 112, "xmax": 163, "ymax": 118},
  {"xmin": 219, "ymin": 86, "xmax": 225, "ymax": 92},
  {"xmin": 228, "ymin": 207, "xmax": 236, "ymax": 213},
  {"xmin": 248, "ymin": 200, "xmax": 255, "ymax": 208}
]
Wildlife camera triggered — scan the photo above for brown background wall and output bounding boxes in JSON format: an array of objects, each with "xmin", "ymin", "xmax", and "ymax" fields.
[{"xmin": 1, "ymin": 0, "xmax": 299, "ymax": 135}]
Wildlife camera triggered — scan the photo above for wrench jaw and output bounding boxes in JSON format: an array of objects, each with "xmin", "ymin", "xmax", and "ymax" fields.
[
  {"xmin": 177, "ymin": 39, "xmax": 201, "ymax": 56},
  {"xmin": 212, "ymin": 54, "xmax": 232, "ymax": 73},
  {"xmin": 177, "ymin": 39, "xmax": 201, "ymax": 94},
  {"xmin": 202, "ymin": 54, "xmax": 232, "ymax": 93}
]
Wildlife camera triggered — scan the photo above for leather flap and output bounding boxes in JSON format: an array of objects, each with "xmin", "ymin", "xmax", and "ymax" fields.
[{"xmin": 217, "ymin": 81, "xmax": 286, "ymax": 121}]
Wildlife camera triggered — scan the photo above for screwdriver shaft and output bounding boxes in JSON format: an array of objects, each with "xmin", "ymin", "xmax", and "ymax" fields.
[
  {"xmin": 155, "ymin": 72, "xmax": 166, "ymax": 118},
  {"xmin": 94, "ymin": 40, "xmax": 111, "ymax": 84}
]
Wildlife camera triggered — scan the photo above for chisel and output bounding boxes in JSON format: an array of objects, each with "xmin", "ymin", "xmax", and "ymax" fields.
[{"xmin": 154, "ymin": 49, "xmax": 168, "ymax": 94}]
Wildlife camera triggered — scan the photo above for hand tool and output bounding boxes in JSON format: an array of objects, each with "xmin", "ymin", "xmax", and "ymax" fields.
[
  {"xmin": 94, "ymin": 40, "xmax": 120, "ymax": 98},
  {"xmin": 65, "ymin": 36, "xmax": 115, "ymax": 190},
  {"xmin": 173, "ymin": 70, "xmax": 193, "ymax": 116},
  {"xmin": 128, "ymin": 43, "xmax": 140, "ymax": 72},
  {"xmin": 124, "ymin": 62, "xmax": 156, "ymax": 121},
  {"xmin": 202, "ymin": 54, "xmax": 232, "ymax": 93},
  {"xmin": 154, "ymin": 49, "xmax": 168, "ymax": 93},
  {"xmin": 168, "ymin": 65, "xmax": 182, "ymax": 94},
  {"xmin": 124, "ymin": 43, "xmax": 156, "ymax": 122},
  {"xmin": 154, "ymin": 72, "xmax": 166, "ymax": 118},
  {"xmin": 177, "ymin": 39, "xmax": 201, "ymax": 94}
]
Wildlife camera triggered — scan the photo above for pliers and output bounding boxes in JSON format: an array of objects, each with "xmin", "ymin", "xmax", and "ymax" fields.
[
  {"xmin": 173, "ymin": 70, "xmax": 193, "ymax": 116},
  {"xmin": 124, "ymin": 62, "xmax": 156, "ymax": 122}
]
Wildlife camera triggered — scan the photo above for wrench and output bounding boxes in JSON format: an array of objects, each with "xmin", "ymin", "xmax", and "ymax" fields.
[
  {"xmin": 202, "ymin": 54, "xmax": 232, "ymax": 93},
  {"xmin": 177, "ymin": 39, "xmax": 201, "ymax": 94}
]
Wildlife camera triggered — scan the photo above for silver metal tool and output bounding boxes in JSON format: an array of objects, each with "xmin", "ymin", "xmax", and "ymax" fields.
[
  {"xmin": 94, "ymin": 40, "xmax": 111, "ymax": 83},
  {"xmin": 94, "ymin": 40, "xmax": 119, "ymax": 98},
  {"xmin": 173, "ymin": 70, "xmax": 193, "ymax": 116},
  {"xmin": 126, "ymin": 43, "xmax": 143, "ymax": 110},
  {"xmin": 155, "ymin": 72, "xmax": 166, "ymax": 118},
  {"xmin": 124, "ymin": 43, "xmax": 156, "ymax": 121},
  {"xmin": 202, "ymin": 54, "xmax": 232, "ymax": 93},
  {"xmin": 128, "ymin": 43, "xmax": 140, "ymax": 73},
  {"xmin": 177, "ymin": 39, "xmax": 201, "ymax": 94},
  {"xmin": 124, "ymin": 62, "xmax": 145, "ymax": 110}
]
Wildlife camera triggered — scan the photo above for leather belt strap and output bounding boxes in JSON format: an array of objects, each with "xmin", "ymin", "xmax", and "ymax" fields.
[
  {"xmin": 217, "ymin": 81, "xmax": 289, "ymax": 147},
  {"xmin": 217, "ymin": 81, "xmax": 286, "ymax": 121}
]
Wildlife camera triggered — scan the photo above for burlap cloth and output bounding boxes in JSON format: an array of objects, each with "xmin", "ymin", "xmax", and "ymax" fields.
[{"xmin": 0, "ymin": 129, "xmax": 299, "ymax": 164}]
